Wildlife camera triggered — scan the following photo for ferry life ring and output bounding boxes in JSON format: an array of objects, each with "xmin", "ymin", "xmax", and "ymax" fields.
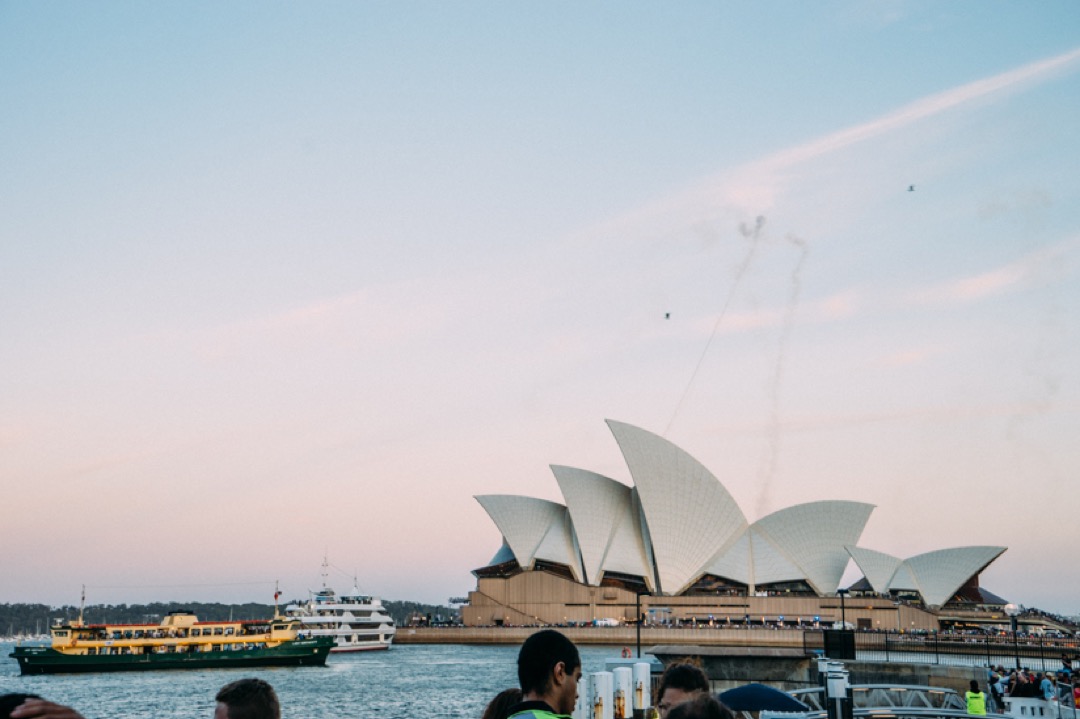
[{"xmin": 621, "ymin": 647, "xmax": 630, "ymax": 658}]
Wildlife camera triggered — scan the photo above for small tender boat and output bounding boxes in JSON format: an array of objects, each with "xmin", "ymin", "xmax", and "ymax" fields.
[{"xmin": 10, "ymin": 610, "xmax": 334, "ymax": 675}]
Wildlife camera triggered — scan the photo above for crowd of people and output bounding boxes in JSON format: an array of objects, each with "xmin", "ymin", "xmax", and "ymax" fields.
[{"xmin": 973, "ymin": 657, "xmax": 1080, "ymax": 713}]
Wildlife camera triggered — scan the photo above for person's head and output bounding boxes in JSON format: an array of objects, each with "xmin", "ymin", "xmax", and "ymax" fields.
[
  {"xmin": 666, "ymin": 695, "xmax": 734, "ymax": 719},
  {"xmin": 214, "ymin": 678, "xmax": 280, "ymax": 719},
  {"xmin": 970, "ymin": 680, "xmax": 980, "ymax": 693},
  {"xmin": 481, "ymin": 688, "xmax": 524, "ymax": 719},
  {"xmin": 657, "ymin": 663, "xmax": 710, "ymax": 718},
  {"xmin": 517, "ymin": 629, "xmax": 581, "ymax": 715},
  {"xmin": 1, "ymin": 695, "xmax": 42, "ymax": 719}
]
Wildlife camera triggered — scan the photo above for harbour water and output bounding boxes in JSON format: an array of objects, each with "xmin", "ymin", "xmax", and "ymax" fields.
[{"xmin": 0, "ymin": 642, "xmax": 623, "ymax": 719}]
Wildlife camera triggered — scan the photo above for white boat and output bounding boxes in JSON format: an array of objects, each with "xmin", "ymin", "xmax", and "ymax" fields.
[{"xmin": 284, "ymin": 562, "xmax": 396, "ymax": 653}]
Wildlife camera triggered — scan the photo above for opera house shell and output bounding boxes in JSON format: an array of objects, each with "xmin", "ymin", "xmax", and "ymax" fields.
[{"xmin": 466, "ymin": 420, "xmax": 1006, "ymax": 629}]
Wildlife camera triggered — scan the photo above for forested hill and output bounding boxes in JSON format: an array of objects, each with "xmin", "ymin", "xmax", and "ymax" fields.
[{"xmin": 0, "ymin": 599, "xmax": 456, "ymax": 636}]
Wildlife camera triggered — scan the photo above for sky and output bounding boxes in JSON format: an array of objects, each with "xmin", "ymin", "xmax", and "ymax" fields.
[{"xmin": 2, "ymin": 2, "xmax": 1078, "ymax": 616}]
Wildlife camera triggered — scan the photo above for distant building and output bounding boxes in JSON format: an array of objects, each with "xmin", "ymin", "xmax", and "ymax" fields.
[{"xmin": 465, "ymin": 420, "xmax": 1007, "ymax": 630}]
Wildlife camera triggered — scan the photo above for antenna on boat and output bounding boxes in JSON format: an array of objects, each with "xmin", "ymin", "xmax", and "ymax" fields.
[
  {"xmin": 321, "ymin": 553, "xmax": 329, "ymax": 589},
  {"xmin": 273, "ymin": 580, "xmax": 282, "ymax": 619},
  {"xmin": 78, "ymin": 584, "xmax": 85, "ymax": 627}
]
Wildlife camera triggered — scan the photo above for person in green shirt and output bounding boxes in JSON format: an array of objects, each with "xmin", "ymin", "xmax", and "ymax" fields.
[
  {"xmin": 506, "ymin": 630, "xmax": 582, "ymax": 719},
  {"xmin": 966, "ymin": 680, "xmax": 987, "ymax": 716}
]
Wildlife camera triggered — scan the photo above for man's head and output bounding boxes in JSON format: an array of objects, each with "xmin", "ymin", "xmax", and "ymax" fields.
[
  {"xmin": 1, "ymin": 695, "xmax": 42, "ymax": 719},
  {"xmin": 214, "ymin": 678, "xmax": 280, "ymax": 719},
  {"xmin": 517, "ymin": 629, "xmax": 582, "ymax": 715},
  {"xmin": 666, "ymin": 694, "xmax": 734, "ymax": 719},
  {"xmin": 657, "ymin": 663, "xmax": 710, "ymax": 718}
]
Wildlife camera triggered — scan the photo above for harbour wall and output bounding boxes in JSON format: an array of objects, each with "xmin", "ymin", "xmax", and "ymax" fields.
[{"xmin": 395, "ymin": 626, "xmax": 808, "ymax": 648}]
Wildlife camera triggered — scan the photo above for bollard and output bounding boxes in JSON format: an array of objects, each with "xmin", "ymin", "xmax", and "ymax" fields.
[
  {"xmin": 613, "ymin": 667, "xmax": 633, "ymax": 719},
  {"xmin": 632, "ymin": 662, "xmax": 652, "ymax": 719},
  {"xmin": 591, "ymin": 671, "xmax": 614, "ymax": 719},
  {"xmin": 574, "ymin": 672, "xmax": 590, "ymax": 719},
  {"xmin": 825, "ymin": 661, "xmax": 853, "ymax": 719}
]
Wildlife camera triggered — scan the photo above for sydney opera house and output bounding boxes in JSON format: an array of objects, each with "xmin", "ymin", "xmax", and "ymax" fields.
[{"xmin": 465, "ymin": 420, "xmax": 1007, "ymax": 630}]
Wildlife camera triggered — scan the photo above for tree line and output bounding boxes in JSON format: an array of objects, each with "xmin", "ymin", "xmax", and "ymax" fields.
[{"xmin": 0, "ymin": 599, "xmax": 456, "ymax": 637}]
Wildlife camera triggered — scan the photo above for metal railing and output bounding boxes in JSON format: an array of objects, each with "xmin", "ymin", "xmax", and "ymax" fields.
[{"xmin": 803, "ymin": 631, "xmax": 1080, "ymax": 672}]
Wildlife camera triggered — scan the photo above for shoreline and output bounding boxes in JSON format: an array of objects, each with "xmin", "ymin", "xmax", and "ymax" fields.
[{"xmin": 395, "ymin": 626, "xmax": 810, "ymax": 647}]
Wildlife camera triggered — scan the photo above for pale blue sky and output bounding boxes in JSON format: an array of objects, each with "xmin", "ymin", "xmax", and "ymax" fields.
[{"xmin": 2, "ymin": 2, "xmax": 1078, "ymax": 614}]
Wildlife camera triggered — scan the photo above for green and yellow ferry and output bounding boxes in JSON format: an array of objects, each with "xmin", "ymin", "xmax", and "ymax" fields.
[{"xmin": 10, "ymin": 610, "xmax": 335, "ymax": 675}]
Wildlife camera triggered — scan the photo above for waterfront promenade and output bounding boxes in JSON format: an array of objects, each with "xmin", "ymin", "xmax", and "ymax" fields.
[
  {"xmin": 396, "ymin": 626, "xmax": 1079, "ymax": 673},
  {"xmin": 397, "ymin": 626, "xmax": 805, "ymax": 647}
]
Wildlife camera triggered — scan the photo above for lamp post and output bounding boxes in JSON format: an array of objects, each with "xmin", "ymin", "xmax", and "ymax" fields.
[
  {"xmin": 1004, "ymin": 603, "xmax": 1020, "ymax": 670},
  {"xmin": 838, "ymin": 589, "xmax": 849, "ymax": 629},
  {"xmin": 635, "ymin": 591, "xmax": 648, "ymax": 658}
]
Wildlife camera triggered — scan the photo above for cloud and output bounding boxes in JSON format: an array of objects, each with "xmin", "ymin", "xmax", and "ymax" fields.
[
  {"xmin": 172, "ymin": 279, "xmax": 458, "ymax": 360},
  {"xmin": 905, "ymin": 238, "xmax": 1077, "ymax": 307}
]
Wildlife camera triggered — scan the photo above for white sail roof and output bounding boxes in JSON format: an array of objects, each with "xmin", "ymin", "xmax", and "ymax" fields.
[
  {"xmin": 753, "ymin": 500, "xmax": 874, "ymax": 594},
  {"xmin": 846, "ymin": 545, "xmax": 1007, "ymax": 607},
  {"xmin": 889, "ymin": 562, "xmax": 920, "ymax": 591},
  {"xmin": 749, "ymin": 528, "xmax": 805, "ymax": 585},
  {"xmin": 474, "ymin": 495, "xmax": 569, "ymax": 572},
  {"xmin": 846, "ymin": 546, "xmax": 902, "ymax": 593},
  {"xmin": 551, "ymin": 466, "xmax": 651, "ymax": 586},
  {"xmin": 607, "ymin": 420, "xmax": 748, "ymax": 594},
  {"xmin": 904, "ymin": 546, "xmax": 1006, "ymax": 608},
  {"xmin": 705, "ymin": 529, "xmax": 752, "ymax": 585},
  {"xmin": 533, "ymin": 508, "xmax": 584, "ymax": 582}
]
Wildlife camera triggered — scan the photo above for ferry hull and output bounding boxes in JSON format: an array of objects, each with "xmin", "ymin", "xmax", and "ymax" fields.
[
  {"xmin": 10, "ymin": 638, "xmax": 333, "ymax": 675},
  {"xmin": 329, "ymin": 643, "xmax": 391, "ymax": 653}
]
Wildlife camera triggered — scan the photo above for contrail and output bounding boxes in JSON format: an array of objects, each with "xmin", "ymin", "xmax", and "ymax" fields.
[
  {"xmin": 755, "ymin": 47, "xmax": 1080, "ymax": 174},
  {"xmin": 665, "ymin": 217, "xmax": 765, "ymax": 435},
  {"xmin": 574, "ymin": 47, "xmax": 1080, "ymax": 242},
  {"xmin": 755, "ymin": 234, "xmax": 808, "ymax": 518}
]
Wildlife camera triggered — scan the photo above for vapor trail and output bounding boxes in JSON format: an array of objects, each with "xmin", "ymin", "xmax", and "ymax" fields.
[
  {"xmin": 755, "ymin": 234, "xmax": 808, "ymax": 517},
  {"xmin": 665, "ymin": 217, "xmax": 765, "ymax": 435}
]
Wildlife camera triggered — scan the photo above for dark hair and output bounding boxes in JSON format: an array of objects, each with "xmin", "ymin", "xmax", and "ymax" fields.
[
  {"xmin": 658, "ymin": 663, "xmax": 710, "ymax": 702},
  {"xmin": 517, "ymin": 629, "xmax": 581, "ymax": 696},
  {"xmin": 215, "ymin": 678, "xmax": 280, "ymax": 719},
  {"xmin": 481, "ymin": 688, "xmax": 524, "ymax": 719},
  {"xmin": 666, "ymin": 695, "xmax": 734, "ymax": 719},
  {"xmin": 1, "ymin": 695, "xmax": 44, "ymax": 719},
  {"xmin": 969, "ymin": 680, "xmax": 981, "ymax": 693}
]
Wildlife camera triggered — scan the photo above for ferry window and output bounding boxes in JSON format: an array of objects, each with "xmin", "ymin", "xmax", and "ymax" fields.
[
  {"xmin": 56, "ymin": 631, "xmax": 68, "ymax": 638},
  {"xmin": 87, "ymin": 647, "xmax": 96, "ymax": 655},
  {"xmin": 214, "ymin": 627, "xmax": 224, "ymax": 635},
  {"xmin": 192, "ymin": 629, "xmax": 201, "ymax": 636},
  {"xmin": 225, "ymin": 627, "xmax": 234, "ymax": 635}
]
